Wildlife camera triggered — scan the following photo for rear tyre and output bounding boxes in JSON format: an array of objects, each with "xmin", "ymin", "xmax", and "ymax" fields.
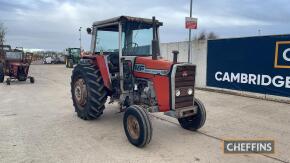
[
  {"xmin": 18, "ymin": 76, "xmax": 27, "ymax": 81},
  {"xmin": 68, "ymin": 59, "xmax": 74, "ymax": 68},
  {"xmin": 30, "ymin": 77, "xmax": 35, "ymax": 83},
  {"xmin": 71, "ymin": 63, "xmax": 108, "ymax": 120},
  {"xmin": 178, "ymin": 98, "xmax": 206, "ymax": 131},
  {"xmin": 0, "ymin": 63, "xmax": 4, "ymax": 83},
  {"xmin": 17, "ymin": 67, "xmax": 27, "ymax": 81},
  {"xmin": 65, "ymin": 59, "xmax": 68, "ymax": 68},
  {"xmin": 6, "ymin": 78, "xmax": 11, "ymax": 85},
  {"xmin": 123, "ymin": 105, "xmax": 152, "ymax": 148}
]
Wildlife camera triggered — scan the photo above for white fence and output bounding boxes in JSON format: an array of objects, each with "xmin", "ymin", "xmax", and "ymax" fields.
[{"xmin": 160, "ymin": 40, "xmax": 208, "ymax": 87}]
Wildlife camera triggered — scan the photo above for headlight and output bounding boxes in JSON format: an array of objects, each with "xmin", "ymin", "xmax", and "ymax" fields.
[
  {"xmin": 187, "ymin": 88, "xmax": 193, "ymax": 95},
  {"xmin": 175, "ymin": 89, "xmax": 181, "ymax": 97}
]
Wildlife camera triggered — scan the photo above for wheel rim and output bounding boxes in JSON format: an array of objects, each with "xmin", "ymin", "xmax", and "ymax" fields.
[
  {"xmin": 127, "ymin": 115, "xmax": 140, "ymax": 140},
  {"xmin": 74, "ymin": 78, "xmax": 87, "ymax": 107}
]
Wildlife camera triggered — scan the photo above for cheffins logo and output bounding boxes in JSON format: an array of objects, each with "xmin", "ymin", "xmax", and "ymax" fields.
[{"xmin": 274, "ymin": 41, "xmax": 290, "ymax": 68}]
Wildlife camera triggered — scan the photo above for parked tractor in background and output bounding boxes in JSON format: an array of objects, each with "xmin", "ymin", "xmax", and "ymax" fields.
[
  {"xmin": 65, "ymin": 48, "xmax": 81, "ymax": 68},
  {"xmin": 0, "ymin": 45, "xmax": 34, "ymax": 85},
  {"xmin": 70, "ymin": 16, "xmax": 206, "ymax": 147}
]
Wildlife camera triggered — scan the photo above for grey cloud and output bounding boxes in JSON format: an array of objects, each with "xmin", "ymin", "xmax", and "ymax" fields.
[{"xmin": 0, "ymin": 0, "xmax": 289, "ymax": 50}]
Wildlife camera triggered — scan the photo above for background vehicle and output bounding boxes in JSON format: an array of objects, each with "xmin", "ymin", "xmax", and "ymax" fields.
[
  {"xmin": 54, "ymin": 55, "xmax": 65, "ymax": 64},
  {"xmin": 65, "ymin": 48, "xmax": 81, "ymax": 68},
  {"xmin": 43, "ymin": 55, "xmax": 65, "ymax": 64},
  {"xmin": 0, "ymin": 45, "xmax": 34, "ymax": 85},
  {"xmin": 43, "ymin": 56, "xmax": 53, "ymax": 64},
  {"xmin": 70, "ymin": 16, "xmax": 206, "ymax": 147}
]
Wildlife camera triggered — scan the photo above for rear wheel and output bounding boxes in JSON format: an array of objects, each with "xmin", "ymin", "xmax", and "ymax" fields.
[
  {"xmin": 178, "ymin": 98, "xmax": 206, "ymax": 131},
  {"xmin": 68, "ymin": 59, "xmax": 74, "ymax": 68},
  {"xmin": 123, "ymin": 105, "xmax": 152, "ymax": 147},
  {"xmin": 18, "ymin": 67, "xmax": 27, "ymax": 81},
  {"xmin": 0, "ymin": 63, "xmax": 4, "ymax": 83},
  {"xmin": 30, "ymin": 77, "xmax": 35, "ymax": 83},
  {"xmin": 71, "ymin": 63, "xmax": 108, "ymax": 120},
  {"xmin": 65, "ymin": 58, "xmax": 69, "ymax": 68},
  {"xmin": 6, "ymin": 78, "xmax": 11, "ymax": 85}
]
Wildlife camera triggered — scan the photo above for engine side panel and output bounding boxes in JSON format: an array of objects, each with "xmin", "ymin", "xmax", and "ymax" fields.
[
  {"xmin": 135, "ymin": 57, "xmax": 172, "ymax": 70},
  {"xmin": 134, "ymin": 57, "xmax": 173, "ymax": 112}
]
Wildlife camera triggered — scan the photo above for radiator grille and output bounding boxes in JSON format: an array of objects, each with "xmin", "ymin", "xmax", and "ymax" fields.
[{"xmin": 174, "ymin": 65, "xmax": 196, "ymax": 109}]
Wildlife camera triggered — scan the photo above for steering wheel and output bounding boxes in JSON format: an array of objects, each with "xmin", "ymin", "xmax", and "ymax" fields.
[{"xmin": 123, "ymin": 42, "xmax": 139, "ymax": 55}]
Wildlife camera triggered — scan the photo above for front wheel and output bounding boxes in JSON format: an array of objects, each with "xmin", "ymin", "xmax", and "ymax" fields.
[
  {"xmin": 178, "ymin": 98, "xmax": 206, "ymax": 131},
  {"xmin": 123, "ymin": 105, "xmax": 152, "ymax": 148}
]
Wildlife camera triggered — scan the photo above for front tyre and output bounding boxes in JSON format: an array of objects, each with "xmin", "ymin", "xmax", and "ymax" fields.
[
  {"xmin": 71, "ymin": 63, "xmax": 108, "ymax": 120},
  {"xmin": 123, "ymin": 105, "xmax": 152, "ymax": 148},
  {"xmin": 178, "ymin": 98, "xmax": 206, "ymax": 131}
]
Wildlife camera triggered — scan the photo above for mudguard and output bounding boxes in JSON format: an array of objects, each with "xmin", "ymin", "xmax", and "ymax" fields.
[{"xmin": 96, "ymin": 55, "xmax": 111, "ymax": 90}]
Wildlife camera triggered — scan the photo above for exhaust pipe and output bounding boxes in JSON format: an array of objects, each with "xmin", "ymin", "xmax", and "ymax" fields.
[
  {"xmin": 172, "ymin": 50, "xmax": 179, "ymax": 63},
  {"xmin": 152, "ymin": 16, "xmax": 160, "ymax": 60}
]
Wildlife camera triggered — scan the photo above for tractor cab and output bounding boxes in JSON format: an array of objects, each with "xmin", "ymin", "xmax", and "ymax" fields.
[
  {"xmin": 65, "ymin": 48, "xmax": 81, "ymax": 68},
  {"xmin": 5, "ymin": 49, "xmax": 24, "ymax": 62},
  {"xmin": 91, "ymin": 16, "xmax": 162, "ymax": 56},
  {"xmin": 87, "ymin": 16, "xmax": 163, "ymax": 72}
]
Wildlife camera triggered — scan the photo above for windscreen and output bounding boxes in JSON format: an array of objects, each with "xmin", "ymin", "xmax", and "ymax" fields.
[
  {"xmin": 5, "ymin": 51, "xmax": 23, "ymax": 60},
  {"xmin": 95, "ymin": 31, "xmax": 119, "ymax": 53},
  {"xmin": 94, "ymin": 22, "xmax": 156, "ymax": 56},
  {"xmin": 123, "ymin": 22, "xmax": 153, "ymax": 56},
  {"xmin": 70, "ymin": 49, "xmax": 80, "ymax": 57}
]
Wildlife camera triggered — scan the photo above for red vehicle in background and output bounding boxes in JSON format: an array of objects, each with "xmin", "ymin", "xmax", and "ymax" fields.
[{"xmin": 0, "ymin": 45, "xmax": 34, "ymax": 85}]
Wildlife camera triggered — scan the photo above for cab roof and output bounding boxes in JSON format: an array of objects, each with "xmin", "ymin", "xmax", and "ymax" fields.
[{"xmin": 93, "ymin": 16, "xmax": 163, "ymax": 31}]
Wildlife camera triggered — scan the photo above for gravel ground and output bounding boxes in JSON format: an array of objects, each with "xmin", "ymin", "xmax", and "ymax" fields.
[{"xmin": 0, "ymin": 65, "xmax": 289, "ymax": 163}]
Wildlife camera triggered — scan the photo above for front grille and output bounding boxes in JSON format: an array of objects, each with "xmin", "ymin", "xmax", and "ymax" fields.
[{"xmin": 174, "ymin": 65, "xmax": 196, "ymax": 109}]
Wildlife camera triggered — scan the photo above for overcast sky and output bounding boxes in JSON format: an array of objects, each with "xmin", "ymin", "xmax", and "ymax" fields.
[{"xmin": 0, "ymin": 0, "xmax": 289, "ymax": 51}]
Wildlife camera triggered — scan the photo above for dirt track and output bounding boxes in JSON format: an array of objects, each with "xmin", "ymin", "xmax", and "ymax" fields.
[{"xmin": 0, "ymin": 65, "xmax": 289, "ymax": 163}]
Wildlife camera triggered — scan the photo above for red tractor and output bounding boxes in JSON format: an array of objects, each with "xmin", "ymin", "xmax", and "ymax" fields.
[
  {"xmin": 71, "ymin": 16, "xmax": 206, "ymax": 147},
  {"xmin": 0, "ymin": 46, "xmax": 34, "ymax": 85}
]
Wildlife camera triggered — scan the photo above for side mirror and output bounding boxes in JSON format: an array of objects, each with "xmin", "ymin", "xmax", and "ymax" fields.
[{"xmin": 87, "ymin": 28, "xmax": 92, "ymax": 34}]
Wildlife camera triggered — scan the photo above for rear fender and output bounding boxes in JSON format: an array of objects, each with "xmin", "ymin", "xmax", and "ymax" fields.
[{"xmin": 96, "ymin": 55, "xmax": 112, "ymax": 90}]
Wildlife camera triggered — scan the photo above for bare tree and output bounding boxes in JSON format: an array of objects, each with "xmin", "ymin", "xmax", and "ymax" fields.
[
  {"xmin": 0, "ymin": 22, "xmax": 7, "ymax": 45},
  {"xmin": 197, "ymin": 31, "xmax": 207, "ymax": 40},
  {"xmin": 207, "ymin": 32, "xmax": 219, "ymax": 40},
  {"xmin": 193, "ymin": 31, "xmax": 219, "ymax": 41}
]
